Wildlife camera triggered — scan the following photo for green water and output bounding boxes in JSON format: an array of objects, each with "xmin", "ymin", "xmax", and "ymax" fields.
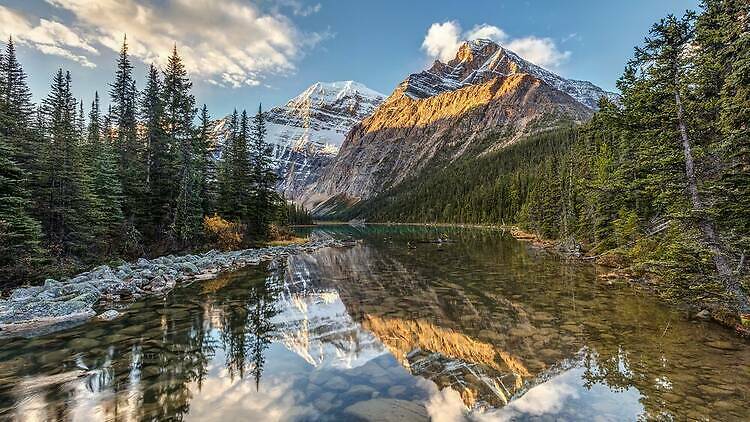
[{"xmin": 0, "ymin": 226, "xmax": 748, "ymax": 421}]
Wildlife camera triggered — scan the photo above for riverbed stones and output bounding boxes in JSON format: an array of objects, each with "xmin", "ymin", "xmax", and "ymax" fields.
[
  {"xmin": 0, "ymin": 237, "xmax": 349, "ymax": 336},
  {"xmin": 343, "ymin": 398, "xmax": 429, "ymax": 422},
  {"xmin": 96, "ymin": 310, "xmax": 120, "ymax": 321}
]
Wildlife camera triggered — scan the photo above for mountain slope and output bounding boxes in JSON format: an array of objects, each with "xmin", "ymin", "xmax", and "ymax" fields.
[
  {"xmin": 210, "ymin": 81, "xmax": 385, "ymax": 200},
  {"xmin": 303, "ymin": 40, "xmax": 604, "ymax": 211}
]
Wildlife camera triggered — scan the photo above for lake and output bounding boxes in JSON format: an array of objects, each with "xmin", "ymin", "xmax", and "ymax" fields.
[{"xmin": 0, "ymin": 226, "xmax": 748, "ymax": 421}]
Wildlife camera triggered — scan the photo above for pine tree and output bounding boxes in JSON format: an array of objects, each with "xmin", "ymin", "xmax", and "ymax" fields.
[
  {"xmin": 162, "ymin": 46, "xmax": 200, "ymax": 244},
  {"xmin": 196, "ymin": 104, "xmax": 217, "ymax": 216},
  {"xmin": 249, "ymin": 104, "xmax": 278, "ymax": 236},
  {"xmin": 695, "ymin": 0, "xmax": 750, "ymax": 258},
  {"xmin": 141, "ymin": 64, "xmax": 172, "ymax": 238},
  {"xmin": 630, "ymin": 12, "xmax": 750, "ymax": 312},
  {"xmin": 0, "ymin": 38, "xmax": 33, "ymax": 138},
  {"xmin": 0, "ymin": 111, "xmax": 44, "ymax": 283},
  {"xmin": 218, "ymin": 110, "xmax": 240, "ymax": 218},
  {"xmin": 109, "ymin": 36, "xmax": 146, "ymax": 227},
  {"xmin": 88, "ymin": 92, "xmax": 124, "ymax": 253},
  {"xmin": 40, "ymin": 70, "xmax": 97, "ymax": 256}
]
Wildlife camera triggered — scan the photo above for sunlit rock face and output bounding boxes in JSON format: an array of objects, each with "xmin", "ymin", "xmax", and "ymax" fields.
[
  {"xmin": 210, "ymin": 81, "xmax": 385, "ymax": 202},
  {"xmin": 303, "ymin": 39, "xmax": 616, "ymax": 211}
]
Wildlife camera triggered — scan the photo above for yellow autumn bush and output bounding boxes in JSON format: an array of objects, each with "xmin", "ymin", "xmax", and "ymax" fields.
[{"xmin": 203, "ymin": 215, "xmax": 244, "ymax": 251}]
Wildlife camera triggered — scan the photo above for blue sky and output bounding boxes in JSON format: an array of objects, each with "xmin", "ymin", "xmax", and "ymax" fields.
[{"xmin": 1, "ymin": 0, "xmax": 698, "ymax": 117}]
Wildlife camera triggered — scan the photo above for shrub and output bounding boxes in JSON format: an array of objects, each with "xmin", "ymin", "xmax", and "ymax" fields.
[{"xmin": 203, "ymin": 215, "xmax": 244, "ymax": 251}]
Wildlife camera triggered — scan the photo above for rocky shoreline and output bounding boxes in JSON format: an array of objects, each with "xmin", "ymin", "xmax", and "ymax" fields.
[{"xmin": 0, "ymin": 234, "xmax": 352, "ymax": 337}]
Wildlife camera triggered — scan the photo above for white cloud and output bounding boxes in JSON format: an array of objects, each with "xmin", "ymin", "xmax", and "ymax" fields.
[
  {"xmin": 421, "ymin": 21, "xmax": 571, "ymax": 69},
  {"xmin": 0, "ymin": 5, "xmax": 97, "ymax": 68},
  {"xmin": 465, "ymin": 24, "xmax": 508, "ymax": 44},
  {"xmin": 421, "ymin": 21, "xmax": 463, "ymax": 62},
  {"xmin": 1, "ymin": 1, "xmax": 324, "ymax": 87}
]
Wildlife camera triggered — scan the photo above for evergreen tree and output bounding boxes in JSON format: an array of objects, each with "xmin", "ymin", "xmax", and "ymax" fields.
[
  {"xmin": 88, "ymin": 92, "xmax": 124, "ymax": 253},
  {"xmin": 109, "ymin": 36, "xmax": 146, "ymax": 227},
  {"xmin": 249, "ymin": 104, "xmax": 278, "ymax": 236},
  {"xmin": 141, "ymin": 64, "xmax": 172, "ymax": 238},
  {"xmin": 39, "ymin": 70, "xmax": 96, "ymax": 256},
  {"xmin": 632, "ymin": 12, "xmax": 749, "ymax": 312},
  {"xmin": 162, "ymin": 46, "xmax": 200, "ymax": 244},
  {"xmin": 196, "ymin": 104, "xmax": 217, "ymax": 216},
  {"xmin": 218, "ymin": 110, "xmax": 240, "ymax": 218},
  {"xmin": 0, "ymin": 38, "xmax": 33, "ymax": 138},
  {"xmin": 0, "ymin": 112, "xmax": 44, "ymax": 283}
]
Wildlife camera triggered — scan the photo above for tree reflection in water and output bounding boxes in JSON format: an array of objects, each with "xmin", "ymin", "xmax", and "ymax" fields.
[{"xmin": 0, "ymin": 226, "xmax": 749, "ymax": 421}]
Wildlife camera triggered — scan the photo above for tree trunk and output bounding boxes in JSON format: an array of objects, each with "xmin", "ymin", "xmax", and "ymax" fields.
[{"xmin": 674, "ymin": 85, "xmax": 750, "ymax": 313}]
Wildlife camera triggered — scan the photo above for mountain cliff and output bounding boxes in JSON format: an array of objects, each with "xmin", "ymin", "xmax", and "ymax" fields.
[
  {"xmin": 210, "ymin": 81, "xmax": 385, "ymax": 200},
  {"xmin": 303, "ymin": 40, "xmax": 615, "ymax": 212}
]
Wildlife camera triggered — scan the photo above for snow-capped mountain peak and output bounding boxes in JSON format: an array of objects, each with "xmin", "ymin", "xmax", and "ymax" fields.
[
  {"xmin": 403, "ymin": 38, "xmax": 618, "ymax": 109},
  {"xmin": 288, "ymin": 81, "xmax": 385, "ymax": 110},
  {"xmin": 210, "ymin": 81, "xmax": 385, "ymax": 201}
]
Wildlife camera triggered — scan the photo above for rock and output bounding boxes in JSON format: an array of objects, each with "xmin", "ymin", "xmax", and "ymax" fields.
[
  {"xmin": 177, "ymin": 262, "xmax": 200, "ymax": 275},
  {"xmin": 0, "ymin": 236, "xmax": 346, "ymax": 337},
  {"xmin": 695, "ymin": 309, "xmax": 711, "ymax": 320},
  {"xmin": 343, "ymin": 398, "xmax": 429, "ymax": 422},
  {"xmin": 347, "ymin": 384, "xmax": 378, "ymax": 400},
  {"xmin": 387, "ymin": 385, "xmax": 407, "ymax": 397},
  {"xmin": 323, "ymin": 375, "xmax": 350, "ymax": 392},
  {"xmin": 96, "ymin": 310, "xmax": 120, "ymax": 321},
  {"xmin": 314, "ymin": 391, "xmax": 337, "ymax": 413}
]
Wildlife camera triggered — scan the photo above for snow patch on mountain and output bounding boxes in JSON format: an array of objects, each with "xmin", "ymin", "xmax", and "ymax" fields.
[
  {"xmin": 403, "ymin": 38, "xmax": 618, "ymax": 109},
  {"xmin": 210, "ymin": 81, "xmax": 385, "ymax": 200}
]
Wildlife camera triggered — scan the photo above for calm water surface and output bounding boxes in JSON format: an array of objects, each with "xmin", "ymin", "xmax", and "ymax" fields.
[{"xmin": 0, "ymin": 226, "xmax": 748, "ymax": 421}]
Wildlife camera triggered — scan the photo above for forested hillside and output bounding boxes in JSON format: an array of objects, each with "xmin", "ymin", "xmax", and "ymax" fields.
[
  {"xmin": 343, "ymin": 1, "xmax": 750, "ymax": 321},
  {"xmin": 0, "ymin": 38, "xmax": 285, "ymax": 285}
]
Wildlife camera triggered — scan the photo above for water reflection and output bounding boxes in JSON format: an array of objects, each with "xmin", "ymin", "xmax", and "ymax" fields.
[{"xmin": 0, "ymin": 226, "xmax": 748, "ymax": 421}]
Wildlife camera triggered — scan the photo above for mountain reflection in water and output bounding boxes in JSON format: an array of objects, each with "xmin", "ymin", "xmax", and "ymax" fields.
[{"xmin": 0, "ymin": 226, "xmax": 748, "ymax": 421}]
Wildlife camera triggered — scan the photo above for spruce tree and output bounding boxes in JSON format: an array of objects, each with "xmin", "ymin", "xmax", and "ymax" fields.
[
  {"xmin": 109, "ymin": 36, "xmax": 146, "ymax": 227},
  {"xmin": 249, "ymin": 104, "xmax": 278, "ymax": 236},
  {"xmin": 141, "ymin": 64, "xmax": 172, "ymax": 238},
  {"xmin": 0, "ymin": 38, "xmax": 33, "ymax": 138},
  {"xmin": 196, "ymin": 104, "xmax": 217, "ymax": 216},
  {"xmin": 40, "ymin": 70, "xmax": 96, "ymax": 256},
  {"xmin": 218, "ymin": 110, "xmax": 240, "ymax": 218},
  {"xmin": 162, "ymin": 46, "xmax": 200, "ymax": 244},
  {"xmin": 0, "ymin": 112, "xmax": 44, "ymax": 283},
  {"xmin": 88, "ymin": 92, "xmax": 124, "ymax": 253}
]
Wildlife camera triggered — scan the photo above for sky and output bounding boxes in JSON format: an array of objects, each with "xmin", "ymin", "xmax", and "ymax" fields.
[{"xmin": 1, "ymin": 0, "xmax": 699, "ymax": 117}]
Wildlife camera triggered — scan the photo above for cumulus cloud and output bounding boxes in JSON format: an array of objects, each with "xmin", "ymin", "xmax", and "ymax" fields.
[
  {"xmin": 421, "ymin": 21, "xmax": 571, "ymax": 69},
  {"xmin": 44, "ymin": 0, "xmax": 327, "ymax": 87},
  {"xmin": 421, "ymin": 21, "xmax": 463, "ymax": 62},
  {"xmin": 2, "ymin": 1, "xmax": 325, "ymax": 87},
  {"xmin": 0, "ymin": 5, "xmax": 97, "ymax": 68}
]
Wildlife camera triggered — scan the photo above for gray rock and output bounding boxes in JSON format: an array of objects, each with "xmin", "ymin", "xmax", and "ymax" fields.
[
  {"xmin": 177, "ymin": 262, "xmax": 200, "ymax": 275},
  {"xmin": 323, "ymin": 375, "xmax": 350, "ymax": 391},
  {"xmin": 96, "ymin": 310, "xmax": 120, "ymax": 321},
  {"xmin": 343, "ymin": 399, "xmax": 429, "ymax": 422},
  {"xmin": 0, "ymin": 235, "xmax": 347, "ymax": 336}
]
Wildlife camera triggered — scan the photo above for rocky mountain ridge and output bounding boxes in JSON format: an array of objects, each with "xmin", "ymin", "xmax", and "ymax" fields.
[
  {"xmin": 210, "ymin": 81, "xmax": 385, "ymax": 201},
  {"xmin": 303, "ymin": 39, "xmax": 605, "ymax": 212}
]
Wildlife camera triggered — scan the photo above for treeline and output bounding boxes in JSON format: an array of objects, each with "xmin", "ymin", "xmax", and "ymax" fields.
[
  {"xmin": 284, "ymin": 203, "xmax": 315, "ymax": 225},
  {"xmin": 0, "ymin": 37, "xmax": 283, "ymax": 284},
  {"xmin": 348, "ymin": 0, "xmax": 750, "ymax": 315}
]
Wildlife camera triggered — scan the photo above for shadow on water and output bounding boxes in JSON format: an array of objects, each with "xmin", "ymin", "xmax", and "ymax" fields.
[{"xmin": 0, "ymin": 225, "xmax": 748, "ymax": 421}]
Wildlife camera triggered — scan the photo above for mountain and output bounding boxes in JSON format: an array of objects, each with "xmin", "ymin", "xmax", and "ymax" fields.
[
  {"xmin": 210, "ymin": 81, "xmax": 385, "ymax": 200},
  {"xmin": 303, "ymin": 40, "xmax": 611, "ymax": 211}
]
